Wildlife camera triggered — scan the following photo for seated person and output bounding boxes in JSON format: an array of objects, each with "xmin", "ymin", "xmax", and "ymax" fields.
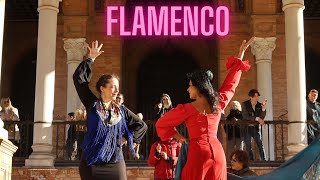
[{"xmin": 228, "ymin": 150, "xmax": 257, "ymax": 177}]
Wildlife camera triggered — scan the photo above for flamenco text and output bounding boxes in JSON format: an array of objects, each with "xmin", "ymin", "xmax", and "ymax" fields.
[{"xmin": 106, "ymin": 6, "xmax": 230, "ymax": 36}]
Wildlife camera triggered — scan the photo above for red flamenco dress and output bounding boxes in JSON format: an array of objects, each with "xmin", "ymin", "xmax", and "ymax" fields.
[{"xmin": 156, "ymin": 57, "xmax": 250, "ymax": 180}]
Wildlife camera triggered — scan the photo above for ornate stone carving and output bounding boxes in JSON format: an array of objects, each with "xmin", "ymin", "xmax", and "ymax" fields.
[
  {"xmin": 63, "ymin": 38, "xmax": 88, "ymax": 63},
  {"xmin": 38, "ymin": 0, "xmax": 61, "ymax": 8},
  {"xmin": 282, "ymin": 0, "xmax": 304, "ymax": 11},
  {"xmin": 250, "ymin": 37, "xmax": 276, "ymax": 62}
]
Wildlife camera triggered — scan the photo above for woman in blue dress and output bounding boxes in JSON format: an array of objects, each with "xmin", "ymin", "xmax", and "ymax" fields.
[{"xmin": 73, "ymin": 40, "xmax": 147, "ymax": 180}]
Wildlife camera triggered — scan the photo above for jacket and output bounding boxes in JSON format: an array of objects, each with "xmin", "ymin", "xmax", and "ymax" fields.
[{"xmin": 148, "ymin": 140, "xmax": 181, "ymax": 179}]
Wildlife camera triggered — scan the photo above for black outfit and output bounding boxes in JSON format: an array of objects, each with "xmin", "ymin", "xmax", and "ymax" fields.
[
  {"xmin": 306, "ymin": 100, "xmax": 320, "ymax": 144},
  {"xmin": 155, "ymin": 106, "xmax": 172, "ymax": 120},
  {"xmin": 65, "ymin": 124, "xmax": 76, "ymax": 159},
  {"xmin": 65, "ymin": 123, "xmax": 86, "ymax": 160},
  {"xmin": 225, "ymin": 109, "xmax": 243, "ymax": 140},
  {"xmin": 74, "ymin": 58, "xmax": 148, "ymax": 180},
  {"xmin": 242, "ymin": 100, "xmax": 266, "ymax": 160}
]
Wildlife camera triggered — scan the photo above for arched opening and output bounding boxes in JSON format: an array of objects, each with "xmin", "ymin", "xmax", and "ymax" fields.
[
  {"xmin": 137, "ymin": 47, "xmax": 199, "ymax": 120},
  {"xmin": 305, "ymin": 47, "xmax": 320, "ymax": 92},
  {"xmin": 11, "ymin": 49, "xmax": 36, "ymax": 157},
  {"xmin": 11, "ymin": 49, "xmax": 37, "ymax": 119}
]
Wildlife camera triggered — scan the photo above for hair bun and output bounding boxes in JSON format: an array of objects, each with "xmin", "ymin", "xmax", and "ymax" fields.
[{"xmin": 206, "ymin": 70, "xmax": 213, "ymax": 80}]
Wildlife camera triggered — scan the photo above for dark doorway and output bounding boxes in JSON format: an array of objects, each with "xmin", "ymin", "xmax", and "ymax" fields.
[
  {"xmin": 137, "ymin": 48, "xmax": 199, "ymax": 120},
  {"xmin": 11, "ymin": 49, "xmax": 37, "ymax": 119},
  {"xmin": 305, "ymin": 47, "xmax": 320, "ymax": 93},
  {"xmin": 11, "ymin": 49, "xmax": 36, "ymax": 157}
]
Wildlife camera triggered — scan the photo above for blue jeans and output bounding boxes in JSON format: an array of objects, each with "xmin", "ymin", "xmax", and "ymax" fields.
[{"xmin": 243, "ymin": 126, "xmax": 266, "ymax": 160}]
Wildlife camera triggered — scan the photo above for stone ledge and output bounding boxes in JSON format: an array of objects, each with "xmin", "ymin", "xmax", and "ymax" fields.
[{"xmin": 12, "ymin": 166, "xmax": 274, "ymax": 180}]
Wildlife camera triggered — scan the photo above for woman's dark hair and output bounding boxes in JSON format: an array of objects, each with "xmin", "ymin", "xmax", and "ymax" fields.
[
  {"xmin": 186, "ymin": 70, "xmax": 218, "ymax": 112},
  {"xmin": 230, "ymin": 150, "xmax": 250, "ymax": 168},
  {"xmin": 96, "ymin": 74, "xmax": 119, "ymax": 94}
]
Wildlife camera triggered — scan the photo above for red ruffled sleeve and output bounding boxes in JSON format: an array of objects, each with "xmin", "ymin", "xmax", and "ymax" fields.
[
  {"xmin": 156, "ymin": 104, "xmax": 190, "ymax": 141},
  {"xmin": 219, "ymin": 56, "xmax": 251, "ymax": 110}
]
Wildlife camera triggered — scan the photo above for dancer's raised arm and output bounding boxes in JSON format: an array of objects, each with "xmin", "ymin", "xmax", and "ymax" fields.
[
  {"xmin": 73, "ymin": 41, "xmax": 104, "ymax": 110},
  {"xmin": 218, "ymin": 37, "xmax": 255, "ymax": 110}
]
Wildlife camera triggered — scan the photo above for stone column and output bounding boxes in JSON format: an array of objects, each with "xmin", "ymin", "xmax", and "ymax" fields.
[
  {"xmin": 251, "ymin": 37, "xmax": 276, "ymax": 160},
  {"xmin": 63, "ymin": 38, "xmax": 87, "ymax": 115},
  {"xmin": 0, "ymin": 0, "xmax": 5, "ymax": 95},
  {"xmin": 25, "ymin": 0, "xmax": 61, "ymax": 167},
  {"xmin": 0, "ymin": 138, "xmax": 17, "ymax": 180},
  {"xmin": 282, "ymin": 0, "xmax": 308, "ymax": 159},
  {"xmin": 0, "ymin": 119, "xmax": 17, "ymax": 180}
]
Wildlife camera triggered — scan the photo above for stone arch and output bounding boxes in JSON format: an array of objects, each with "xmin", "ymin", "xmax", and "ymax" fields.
[
  {"xmin": 10, "ymin": 48, "xmax": 36, "ymax": 157},
  {"xmin": 122, "ymin": 37, "xmax": 218, "ymax": 115},
  {"xmin": 11, "ymin": 48, "xmax": 37, "ymax": 119},
  {"xmin": 136, "ymin": 46, "xmax": 198, "ymax": 120}
]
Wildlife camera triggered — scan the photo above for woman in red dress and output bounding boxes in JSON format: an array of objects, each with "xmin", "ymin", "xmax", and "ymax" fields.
[{"xmin": 156, "ymin": 37, "xmax": 255, "ymax": 180}]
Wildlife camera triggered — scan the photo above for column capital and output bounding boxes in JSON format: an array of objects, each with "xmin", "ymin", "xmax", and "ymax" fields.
[
  {"xmin": 251, "ymin": 37, "xmax": 276, "ymax": 63},
  {"xmin": 63, "ymin": 38, "xmax": 88, "ymax": 64},
  {"xmin": 38, "ymin": 0, "xmax": 61, "ymax": 12},
  {"xmin": 282, "ymin": 0, "xmax": 305, "ymax": 11}
]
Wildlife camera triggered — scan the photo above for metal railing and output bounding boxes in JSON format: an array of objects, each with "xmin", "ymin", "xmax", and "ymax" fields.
[{"xmin": 2, "ymin": 119, "xmax": 292, "ymax": 167}]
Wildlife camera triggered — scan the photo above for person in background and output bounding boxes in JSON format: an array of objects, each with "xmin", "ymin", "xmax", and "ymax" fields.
[
  {"xmin": 74, "ymin": 104, "xmax": 87, "ymax": 160},
  {"xmin": 306, "ymin": 89, "xmax": 320, "ymax": 144},
  {"xmin": 65, "ymin": 112, "xmax": 77, "ymax": 160},
  {"xmin": 148, "ymin": 135, "xmax": 181, "ymax": 180},
  {"xmin": 0, "ymin": 97, "xmax": 20, "ymax": 143},
  {"xmin": 154, "ymin": 94, "xmax": 173, "ymax": 120},
  {"xmin": 225, "ymin": 101, "xmax": 243, "ymax": 158},
  {"xmin": 227, "ymin": 150, "xmax": 257, "ymax": 177},
  {"xmin": 241, "ymin": 89, "xmax": 267, "ymax": 161}
]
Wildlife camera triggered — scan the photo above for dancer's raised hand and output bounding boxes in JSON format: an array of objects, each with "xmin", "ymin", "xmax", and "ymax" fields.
[
  {"xmin": 237, "ymin": 37, "xmax": 255, "ymax": 60},
  {"xmin": 88, "ymin": 40, "xmax": 104, "ymax": 61}
]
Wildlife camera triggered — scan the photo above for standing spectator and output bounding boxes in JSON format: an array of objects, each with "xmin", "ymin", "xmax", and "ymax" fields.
[
  {"xmin": 65, "ymin": 112, "xmax": 76, "ymax": 160},
  {"xmin": 225, "ymin": 101, "xmax": 243, "ymax": 158},
  {"xmin": 74, "ymin": 103, "xmax": 87, "ymax": 160},
  {"xmin": 0, "ymin": 97, "xmax": 20, "ymax": 143},
  {"xmin": 227, "ymin": 150, "xmax": 257, "ymax": 177},
  {"xmin": 242, "ymin": 89, "xmax": 267, "ymax": 161},
  {"xmin": 148, "ymin": 136, "xmax": 181, "ymax": 180},
  {"xmin": 154, "ymin": 94, "xmax": 173, "ymax": 120},
  {"xmin": 306, "ymin": 89, "xmax": 320, "ymax": 144}
]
